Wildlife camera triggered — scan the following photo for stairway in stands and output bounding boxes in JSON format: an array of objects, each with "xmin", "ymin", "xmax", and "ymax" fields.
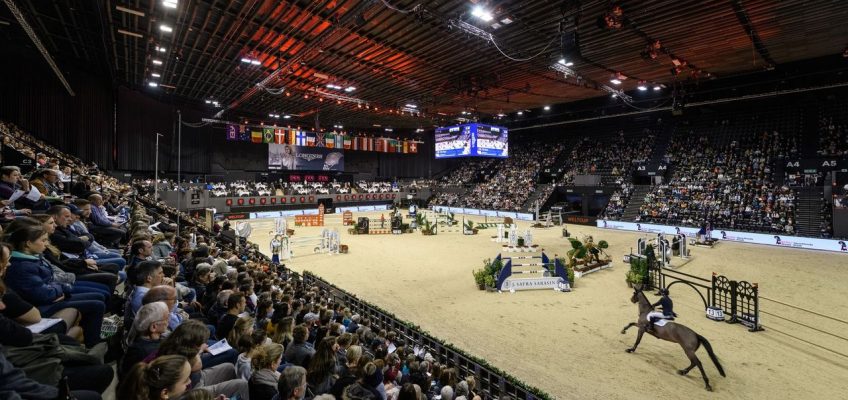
[
  {"xmin": 522, "ymin": 183, "xmax": 551, "ymax": 212},
  {"xmin": 619, "ymin": 185, "xmax": 651, "ymax": 221},
  {"xmin": 794, "ymin": 187, "xmax": 824, "ymax": 237}
]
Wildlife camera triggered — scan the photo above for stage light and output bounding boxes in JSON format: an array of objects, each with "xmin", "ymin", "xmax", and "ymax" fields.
[
  {"xmin": 268, "ymin": 113, "xmax": 274, "ymax": 117},
  {"xmin": 517, "ymin": 111, "xmax": 523, "ymax": 115},
  {"xmin": 543, "ymin": 105, "xmax": 551, "ymax": 111},
  {"xmin": 250, "ymin": 60, "xmax": 261, "ymax": 65},
  {"xmin": 163, "ymin": 0, "xmax": 178, "ymax": 9},
  {"xmin": 558, "ymin": 58, "xmax": 574, "ymax": 67},
  {"xmin": 345, "ymin": 86, "xmax": 356, "ymax": 92},
  {"xmin": 610, "ymin": 78, "xmax": 621, "ymax": 85},
  {"xmin": 205, "ymin": 100, "xmax": 211, "ymax": 104},
  {"xmin": 151, "ymin": 73, "xmax": 161, "ymax": 78},
  {"xmin": 160, "ymin": 25, "xmax": 173, "ymax": 33},
  {"xmin": 611, "ymin": 93, "xmax": 617, "ymax": 98},
  {"xmin": 405, "ymin": 104, "xmax": 417, "ymax": 109},
  {"xmin": 148, "ymin": 82, "xmax": 159, "ymax": 87},
  {"xmin": 156, "ymin": 46, "xmax": 166, "ymax": 52},
  {"xmin": 472, "ymin": 6, "xmax": 494, "ymax": 22},
  {"xmin": 152, "ymin": 59, "xmax": 163, "ymax": 65},
  {"xmin": 637, "ymin": 81, "xmax": 647, "ymax": 91},
  {"xmin": 497, "ymin": 113, "xmax": 505, "ymax": 117},
  {"xmin": 240, "ymin": 58, "xmax": 251, "ymax": 63},
  {"xmin": 653, "ymin": 85, "xmax": 662, "ymax": 91},
  {"xmin": 283, "ymin": 115, "xmax": 291, "ymax": 119}
]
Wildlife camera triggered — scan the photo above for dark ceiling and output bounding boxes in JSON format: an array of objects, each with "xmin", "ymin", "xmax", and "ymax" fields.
[{"xmin": 1, "ymin": 0, "xmax": 847, "ymax": 130}]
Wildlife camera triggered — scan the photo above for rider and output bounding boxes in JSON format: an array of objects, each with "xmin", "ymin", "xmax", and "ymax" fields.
[{"xmin": 646, "ymin": 288, "xmax": 677, "ymax": 332}]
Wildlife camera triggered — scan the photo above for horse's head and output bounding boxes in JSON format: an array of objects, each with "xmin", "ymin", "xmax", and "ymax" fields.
[{"xmin": 630, "ymin": 287, "xmax": 642, "ymax": 304}]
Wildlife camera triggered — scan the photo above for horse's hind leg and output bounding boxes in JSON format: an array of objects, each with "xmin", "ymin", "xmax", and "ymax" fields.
[
  {"xmin": 621, "ymin": 322, "xmax": 637, "ymax": 334},
  {"xmin": 682, "ymin": 349, "xmax": 712, "ymax": 391}
]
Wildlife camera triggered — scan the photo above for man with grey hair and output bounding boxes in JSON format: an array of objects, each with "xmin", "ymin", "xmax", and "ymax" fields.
[
  {"xmin": 121, "ymin": 301, "xmax": 169, "ymax": 376},
  {"xmin": 440, "ymin": 385, "xmax": 455, "ymax": 400},
  {"xmin": 277, "ymin": 365, "xmax": 307, "ymax": 400}
]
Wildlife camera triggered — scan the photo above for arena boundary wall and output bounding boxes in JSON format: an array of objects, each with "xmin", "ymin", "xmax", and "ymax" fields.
[{"xmin": 598, "ymin": 220, "xmax": 848, "ymax": 254}]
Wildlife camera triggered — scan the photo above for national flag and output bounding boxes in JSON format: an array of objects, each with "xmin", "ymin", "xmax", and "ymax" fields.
[
  {"xmin": 343, "ymin": 135, "xmax": 352, "ymax": 150},
  {"xmin": 402, "ymin": 140, "xmax": 409, "ymax": 153},
  {"xmin": 409, "ymin": 141, "xmax": 418, "ymax": 153},
  {"xmin": 274, "ymin": 128, "xmax": 286, "ymax": 144},
  {"xmin": 289, "ymin": 129, "xmax": 297, "ymax": 145},
  {"xmin": 376, "ymin": 138, "xmax": 384, "ymax": 152},
  {"xmin": 262, "ymin": 127, "xmax": 274, "ymax": 143},
  {"xmin": 295, "ymin": 131, "xmax": 306, "ymax": 146},
  {"xmin": 251, "ymin": 130, "xmax": 263, "ymax": 143},
  {"xmin": 325, "ymin": 133, "xmax": 335, "ymax": 149},
  {"xmin": 315, "ymin": 132, "xmax": 325, "ymax": 147},
  {"xmin": 352, "ymin": 136, "xmax": 359, "ymax": 150},
  {"xmin": 306, "ymin": 133, "xmax": 316, "ymax": 147},
  {"xmin": 367, "ymin": 137, "xmax": 375, "ymax": 151},
  {"xmin": 226, "ymin": 124, "xmax": 238, "ymax": 141},
  {"xmin": 239, "ymin": 125, "xmax": 250, "ymax": 141}
]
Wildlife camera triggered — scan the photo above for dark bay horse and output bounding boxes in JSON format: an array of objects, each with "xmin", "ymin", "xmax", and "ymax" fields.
[{"xmin": 621, "ymin": 287, "xmax": 726, "ymax": 391}]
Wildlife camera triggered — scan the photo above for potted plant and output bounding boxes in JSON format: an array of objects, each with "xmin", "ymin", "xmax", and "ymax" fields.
[
  {"xmin": 464, "ymin": 219, "xmax": 477, "ymax": 235},
  {"xmin": 626, "ymin": 270, "xmax": 644, "ymax": 288},
  {"xmin": 483, "ymin": 274, "xmax": 496, "ymax": 291},
  {"xmin": 472, "ymin": 269, "xmax": 486, "ymax": 290}
]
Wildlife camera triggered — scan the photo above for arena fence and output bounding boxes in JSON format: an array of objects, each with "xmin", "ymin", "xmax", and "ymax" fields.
[{"xmin": 302, "ymin": 271, "xmax": 554, "ymax": 400}]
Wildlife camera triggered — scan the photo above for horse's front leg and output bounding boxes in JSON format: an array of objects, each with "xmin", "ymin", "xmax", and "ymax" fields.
[
  {"xmin": 621, "ymin": 322, "xmax": 637, "ymax": 334},
  {"xmin": 626, "ymin": 327, "xmax": 646, "ymax": 353}
]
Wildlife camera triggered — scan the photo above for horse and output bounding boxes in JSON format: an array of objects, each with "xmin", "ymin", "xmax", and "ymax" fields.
[{"xmin": 621, "ymin": 286, "xmax": 726, "ymax": 391}]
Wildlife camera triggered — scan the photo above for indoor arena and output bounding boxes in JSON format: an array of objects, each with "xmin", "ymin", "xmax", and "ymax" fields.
[{"xmin": 0, "ymin": 1, "xmax": 846, "ymax": 400}]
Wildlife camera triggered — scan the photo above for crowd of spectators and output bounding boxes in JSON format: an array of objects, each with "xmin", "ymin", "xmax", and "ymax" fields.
[
  {"xmin": 598, "ymin": 183, "xmax": 634, "ymax": 220},
  {"xmin": 560, "ymin": 129, "xmax": 655, "ymax": 186},
  {"xmin": 1, "ymin": 121, "xmax": 490, "ymax": 400},
  {"xmin": 636, "ymin": 128, "xmax": 798, "ymax": 234},
  {"xmin": 816, "ymin": 115, "xmax": 848, "ymax": 157},
  {"xmin": 137, "ymin": 179, "xmax": 402, "ymax": 198},
  {"xmin": 462, "ymin": 143, "xmax": 564, "ymax": 212}
]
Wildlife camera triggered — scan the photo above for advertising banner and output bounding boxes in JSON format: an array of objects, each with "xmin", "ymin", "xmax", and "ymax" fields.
[
  {"xmin": 431, "ymin": 205, "xmax": 534, "ymax": 221},
  {"xmin": 596, "ymin": 220, "xmax": 848, "ymax": 253},
  {"xmin": 268, "ymin": 143, "xmax": 344, "ymax": 171}
]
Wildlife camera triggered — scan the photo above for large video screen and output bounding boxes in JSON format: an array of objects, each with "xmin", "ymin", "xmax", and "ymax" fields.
[
  {"xmin": 268, "ymin": 143, "xmax": 344, "ymax": 171},
  {"xmin": 434, "ymin": 123, "xmax": 508, "ymax": 159}
]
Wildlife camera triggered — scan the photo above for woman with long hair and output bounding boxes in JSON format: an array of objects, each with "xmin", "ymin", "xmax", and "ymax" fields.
[
  {"xmin": 248, "ymin": 343, "xmax": 285, "ymax": 400},
  {"xmin": 227, "ymin": 316, "xmax": 255, "ymax": 349},
  {"xmin": 2, "ymin": 218, "xmax": 106, "ymax": 346},
  {"xmin": 307, "ymin": 336, "xmax": 340, "ymax": 396},
  {"xmin": 269, "ymin": 315, "xmax": 294, "ymax": 348},
  {"xmin": 117, "ymin": 355, "xmax": 192, "ymax": 400}
]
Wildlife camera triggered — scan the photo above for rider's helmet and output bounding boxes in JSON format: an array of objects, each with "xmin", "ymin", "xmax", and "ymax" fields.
[{"xmin": 659, "ymin": 288, "xmax": 670, "ymax": 296}]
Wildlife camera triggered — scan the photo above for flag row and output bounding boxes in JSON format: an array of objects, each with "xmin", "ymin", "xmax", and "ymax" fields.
[{"xmin": 225, "ymin": 125, "xmax": 419, "ymax": 154}]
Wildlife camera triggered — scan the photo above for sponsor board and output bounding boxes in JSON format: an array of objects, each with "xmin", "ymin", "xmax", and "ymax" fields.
[
  {"xmin": 564, "ymin": 215, "xmax": 597, "ymax": 226},
  {"xmin": 501, "ymin": 277, "xmax": 566, "ymax": 291},
  {"xmin": 334, "ymin": 205, "xmax": 391, "ymax": 213},
  {"xmin": 597, "ymin": 220, "xmax": 848, "ymax": 253},
  {"xmin": 430, "ymin": 206, "xmax": 534, "ymax": 221}
]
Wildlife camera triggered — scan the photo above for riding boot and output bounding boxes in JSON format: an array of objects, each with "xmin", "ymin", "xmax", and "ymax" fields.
[{"xmin": 647, "ymin": 317, "xmax": 657, "ymax": 333}]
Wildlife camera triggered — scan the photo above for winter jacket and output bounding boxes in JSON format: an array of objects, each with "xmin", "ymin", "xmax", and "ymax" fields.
[
  {"xmin": 249, "ymin": 368, "xmax": 280, "ymax": 400},
  {"xmin": 6, "ymin": 252, "xmax": 69, "ymax": 306}
]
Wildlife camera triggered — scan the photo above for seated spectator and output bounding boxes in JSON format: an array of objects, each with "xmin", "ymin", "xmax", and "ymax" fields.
[
  {"xmin": 3, "ymin": 218, "xmax": 105, "ymax": 347},
  {"xmin": 248, "ymin": 343, "xmax": 285, "ymax": 400},
  {"xmin": 121, "ymin": 301, "xmax": 170, "ymax": 377},
  {"xmin": 277, "ymin": 365, "xmax": 308, "ymax": 400},
  {"xmin": 285, "ymin": 324, "xmax": 316, "ymax": 368},
  {"xmin": 217, "ymin": 292, "xmax": 246, "ymax": 341},
  {"xmin": 117, "ymin": 354, "xmax": 192, "ymax": 400},
  {"xmin": 85, "ymin": 194, "xmax": 126, "ymax": 248}
]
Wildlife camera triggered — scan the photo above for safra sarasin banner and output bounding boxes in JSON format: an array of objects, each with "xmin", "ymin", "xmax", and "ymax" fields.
[{"xmin": 268, "ymin": 143, "xmax": 344, "ymax": 171}]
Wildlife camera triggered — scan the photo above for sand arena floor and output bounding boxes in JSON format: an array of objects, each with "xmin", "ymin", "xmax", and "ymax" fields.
[{"xmin": 241, "ymin": 210, "xmax": 848, "ymax": 400}]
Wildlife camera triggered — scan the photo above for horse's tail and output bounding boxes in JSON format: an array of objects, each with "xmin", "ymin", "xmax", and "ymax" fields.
[{"xmin": 697, "ymin": 334, "xmax": 726, "ymax": 377}]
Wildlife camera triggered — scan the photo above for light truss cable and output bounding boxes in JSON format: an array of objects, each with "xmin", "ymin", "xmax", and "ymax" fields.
[
  {"xmin": 3, "ymin": 0, "xmax": 74, "ymax": 96},
  {"xmin": 378, "ymin": 0, "xmax": 421, "ymax": 14},
  {"xmin": 490, "ymin": 35, "xmax": 557, "ymax": 62}
]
